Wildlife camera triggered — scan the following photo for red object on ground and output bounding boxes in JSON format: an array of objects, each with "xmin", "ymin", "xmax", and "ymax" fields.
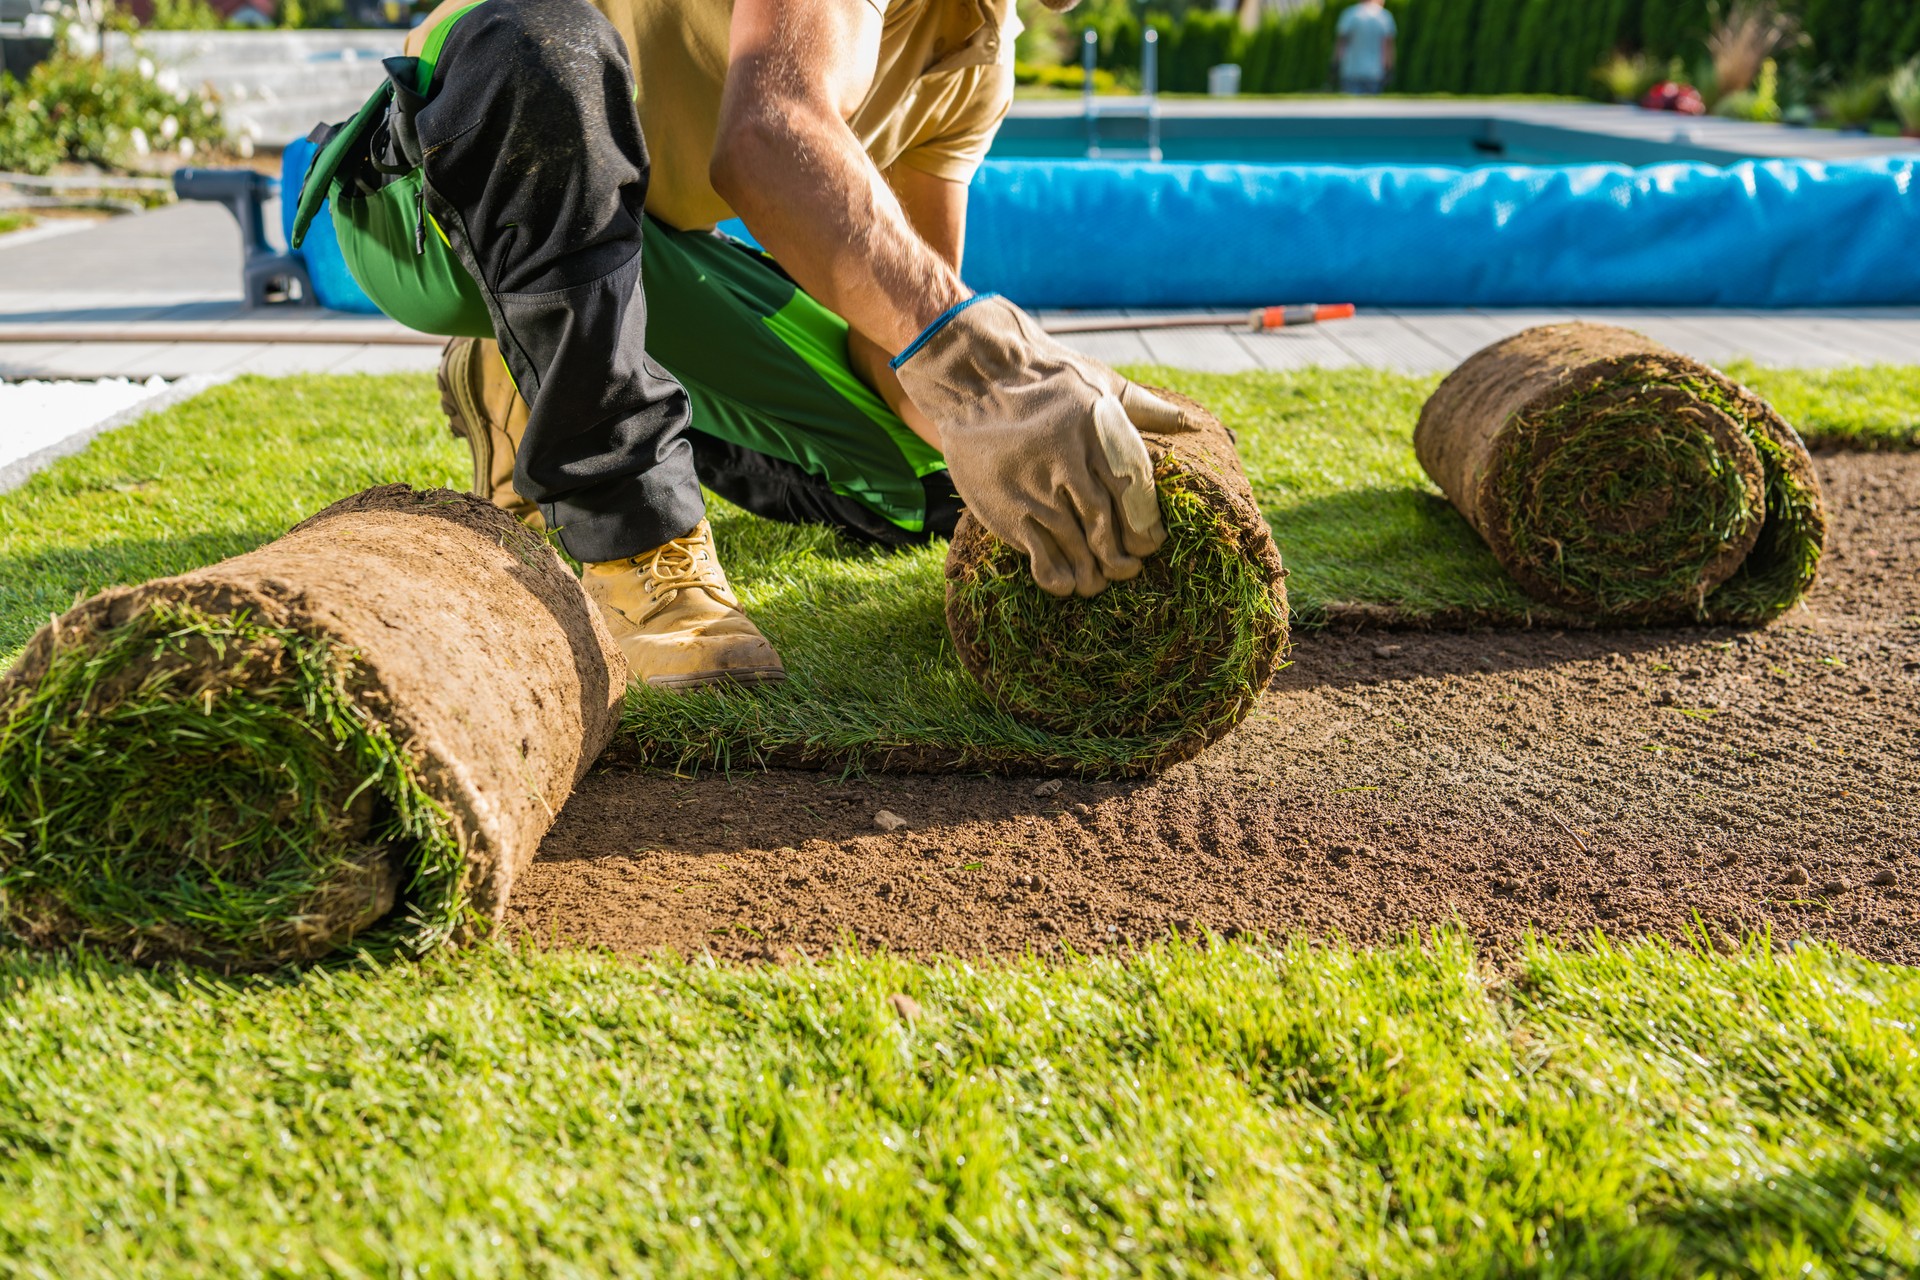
[
  {"xmin": 1251, "ymin": 303, "xmax": 1357, "ymax": 330},
  {"xmin": 1640, "ymin": 81, "xmax": 1707, "ymax": 115}
]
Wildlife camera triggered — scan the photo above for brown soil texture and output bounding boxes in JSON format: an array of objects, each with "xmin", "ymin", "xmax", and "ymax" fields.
[{"xmin": 508, "ymin": 453, "xmax": 1919, "ymax": 966}]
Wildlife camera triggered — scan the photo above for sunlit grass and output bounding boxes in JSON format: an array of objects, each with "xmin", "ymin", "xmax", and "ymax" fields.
[{"xmin": 0, "ymin": 932, "xmax": 1914, "ymax": 1277}]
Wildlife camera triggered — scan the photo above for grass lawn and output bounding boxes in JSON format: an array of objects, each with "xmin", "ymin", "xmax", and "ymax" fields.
[
  {"xmin": 3, "ymin": 372, "xmax": 1919, "ymax": 1274},
  {"xmin": 2, "ymin": 933, "xmax": 1915, "ymax": 1276},
  {"xmin": 0, "ymin": 365, "xmax": 1913, "ymax": 773}
]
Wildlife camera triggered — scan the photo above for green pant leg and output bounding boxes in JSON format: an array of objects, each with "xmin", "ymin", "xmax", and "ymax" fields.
[
  {"xmin": 639, "ymin": 219, "xmax": 947, "ymax": 536},
  {"xmin": 294, "ymin": 2, "xmax": 494, "ymax": 339}
]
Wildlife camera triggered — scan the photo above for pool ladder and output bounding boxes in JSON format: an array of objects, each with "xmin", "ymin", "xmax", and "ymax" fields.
[{"xmin": 1083, "ymin": 28, "xmax": 1162, "ymax": 163}]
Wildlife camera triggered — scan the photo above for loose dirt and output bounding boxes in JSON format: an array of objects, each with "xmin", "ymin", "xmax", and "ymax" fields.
[{"xmin": 509, "ymin": 452, "xmax": 1919, "ymax": 965}]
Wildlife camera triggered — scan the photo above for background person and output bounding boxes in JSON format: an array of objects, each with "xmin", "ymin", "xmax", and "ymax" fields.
[{"xmin": 1335, "ymin": 0, "xmax": 1396, "ymax": 95}]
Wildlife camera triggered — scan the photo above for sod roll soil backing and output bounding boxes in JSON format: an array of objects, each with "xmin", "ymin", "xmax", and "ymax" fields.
[
  {"xmin": 0, "ymin": 485, "xmax": 624, "ymax": 969},
  {"xmin": 1414, "ymin": 323, "xmax": 1826, "ymax": 623},
  {"xmin": 944, "ymin": 389, "xmax": 1290, "ymax": 772}
]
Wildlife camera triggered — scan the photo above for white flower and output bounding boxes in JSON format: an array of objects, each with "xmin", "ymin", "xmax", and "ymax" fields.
[
  {"xmin": 155, "ymin": 68, "xmax": 182, "ymax": 95},
  {"xmin": 129, "ymin": 126, "xmax": 151, "ymax": 156},
  {"xmin": 178, "ymin": 138, "xmax": 195, "ymax": 158},
  {"xmin": 160, "ymin": 115, "xmax": 179, "ymax": 142},
  {"xmin": 137, "ymin": 57, "xmax": 155, "ymax": 79},
  {"xmin": 237, "ymin": 135, "xmax": 255, "ymax": 159}
]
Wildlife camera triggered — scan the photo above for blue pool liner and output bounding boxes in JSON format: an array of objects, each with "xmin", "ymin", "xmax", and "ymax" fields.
[
  {"xmin": 964, "ymin": 157, "xmax": 1920, "ymax": 309},
  {"xmin": 282, "ymin": 143, "xmax": 1920, "ymax": 313}
]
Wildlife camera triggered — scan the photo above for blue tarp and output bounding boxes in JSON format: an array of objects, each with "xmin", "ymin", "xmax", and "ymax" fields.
[
  {"xmin": 283, "ymin": 143, "xmax": 1920, "ymax": 312},
  {"xmin": 963, "ymin": 157, "xmax": 1920, "ymax": 308}
]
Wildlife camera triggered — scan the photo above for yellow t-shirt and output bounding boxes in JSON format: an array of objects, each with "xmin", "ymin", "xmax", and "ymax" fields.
[{"xmin": 596, "ymin": 0, "xmax": 1016, "ymax": 231}]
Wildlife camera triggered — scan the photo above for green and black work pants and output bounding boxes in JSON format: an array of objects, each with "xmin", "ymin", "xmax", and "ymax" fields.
[{"xmin": 294, "ymin": 0, "xmax": 958, "ymax": 562}]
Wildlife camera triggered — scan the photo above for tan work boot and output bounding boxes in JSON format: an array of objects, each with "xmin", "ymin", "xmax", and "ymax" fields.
[
  {"xmin": 438, "ymin": 336, "xmax": 544, "ymax": 530},
  {"xmin": 582, "ymin": 520, "xmax": 787, "ymax": 691}
]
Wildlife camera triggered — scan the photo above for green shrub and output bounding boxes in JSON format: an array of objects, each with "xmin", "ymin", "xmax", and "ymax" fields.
[
  {"xmin": 1014, "ymin": 0, "xmax": 1072, "ymax": 66},
  {"xmin": 1014, "ymin": 60, "xmax": 1119, "ymax": 92},
  {"xmin": 1821, "ymin": 72, "xmax": 1888, "ymax": 127},
  {"xmin": 1594, "ymin": 50, "xmax": 1663, "ymax": 103},
  {"xmin": 1082, "ymin": 0, "xmax": 1920, "ymax": 102},
  {"xmin": 146, "ymin": 0, "xmax": 225, "ymax": 30},
  {"xmin": 1890, "ymin": 55, "xmax": 1920, "ymax": 132},
  {"xmin": 0, "ymin": 51, "xmax": 226, "ymax": 175},
  {"xmin": 1716, "ymin": 57, "xmax": 1783, "ymax": 121}
]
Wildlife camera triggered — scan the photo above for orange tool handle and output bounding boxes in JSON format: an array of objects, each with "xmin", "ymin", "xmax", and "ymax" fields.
[{"xmin": 1248, "ymin": 303, "xmax": 1357, "ymax": 330}]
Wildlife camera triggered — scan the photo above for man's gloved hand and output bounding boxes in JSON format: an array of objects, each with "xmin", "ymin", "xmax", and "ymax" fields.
[{"xmin": 891, "ymin": 294, "xmax": 1189, "ymax": 597}]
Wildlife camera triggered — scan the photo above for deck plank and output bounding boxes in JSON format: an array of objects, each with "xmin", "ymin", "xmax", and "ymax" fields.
[
  {"xmin": 1136, "ymin": 329, "xmax": 1260, "ymax": 372},
  {"xmin": 1320, "ymin": 315, "xmax": 1456, "ymax": 374}
]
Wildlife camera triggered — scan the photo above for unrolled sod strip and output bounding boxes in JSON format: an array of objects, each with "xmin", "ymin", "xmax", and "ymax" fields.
[
  {"xmin": 1415, "ymin": 323, "xmax": 1826, "ymax": 623},
  {"xmin": 0, "ymin": 485, "xmax": 625, "ymax": 969},
  {"xmin": 944, "ymin": 390, "xmax": 1290, "ymax": 774}
]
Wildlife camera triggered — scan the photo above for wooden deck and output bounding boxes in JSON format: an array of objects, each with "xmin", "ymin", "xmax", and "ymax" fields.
[
  {"xmin": 3, "ymin": 202, "xmax": 1918, "ymax": 382},
  {"xmin": 1049, "ymin": 307, "xmax": 1920, "ymax": 375}
]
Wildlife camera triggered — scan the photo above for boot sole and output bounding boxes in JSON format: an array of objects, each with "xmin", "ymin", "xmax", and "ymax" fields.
[{"xmin": 644, "ymin": 666, "xmax": 789, "ymax": 691}]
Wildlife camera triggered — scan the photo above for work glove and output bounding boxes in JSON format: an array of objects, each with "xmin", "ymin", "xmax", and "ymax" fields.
[{"xmin": 891, "ymin": 294, "xmax": 1188, "ymax": 597}]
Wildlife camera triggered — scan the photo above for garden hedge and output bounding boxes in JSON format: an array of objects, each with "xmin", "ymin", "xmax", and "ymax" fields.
[{"xmin": 1077, "ymin": 0, "xmax": 1920, "ymax": 100}]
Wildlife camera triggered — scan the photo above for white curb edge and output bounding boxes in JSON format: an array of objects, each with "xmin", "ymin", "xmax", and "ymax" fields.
[{"xmin": 0, "ymin": 374, "xmax": 234, "ymax": 496}]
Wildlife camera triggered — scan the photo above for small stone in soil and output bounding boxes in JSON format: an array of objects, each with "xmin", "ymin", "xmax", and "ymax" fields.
[
  {"xmin": 1033, "ymin": 779, "xmax": 1065, "ymax": 798},
  {"xmin": 1871, "ymin": 868, "xmax": 1899, "ymax": 887},
  {"xmin": 874, "ymin": 809, "xmax": 909, "ymax": 832},
  {"xmin": 1781, "ymin": 866, "xmax": 1810, "ymax": 885},
  {"xmin": 1820, "ymin": 880, "xmax": 1848, "ymax": 897},
  {"xmin": 1372, "ymin": 644, "xmax": 1402, "ymax": 659}
]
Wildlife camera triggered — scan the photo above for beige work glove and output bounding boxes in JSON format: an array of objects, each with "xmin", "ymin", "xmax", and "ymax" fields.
[{"xmin": 892, "ymin": 294, "xmax": 1189, "ymax": 597}]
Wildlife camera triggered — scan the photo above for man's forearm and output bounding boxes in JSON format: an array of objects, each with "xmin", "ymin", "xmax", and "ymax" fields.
[
  {"xmin": 711, "ymin": 93, "xmax": 969, "ymax": 354},
  {"xmin": 849, "ymin": 328, "xmax": 941, "ymax": 448}
]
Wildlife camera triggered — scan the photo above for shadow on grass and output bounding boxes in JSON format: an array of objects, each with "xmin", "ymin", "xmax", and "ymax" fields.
[
  {"xmin": 1533, "ymin": 1136, "xmax": 1920, "ymax": 1278},
  {"xmin": 1260, "ymin": 484, "xmax": 1524, "ymax": 627}
]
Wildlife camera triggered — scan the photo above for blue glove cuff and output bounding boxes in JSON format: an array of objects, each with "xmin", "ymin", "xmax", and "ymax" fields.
[{"xmin": 890, "ymin": 292, "xmax": 1000, "ymax": 370}]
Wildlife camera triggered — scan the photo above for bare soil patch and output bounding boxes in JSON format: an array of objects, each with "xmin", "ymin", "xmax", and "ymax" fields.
[{"xmin": 509, "ymin": 452, "xmax": 1920, "ymax": 965}]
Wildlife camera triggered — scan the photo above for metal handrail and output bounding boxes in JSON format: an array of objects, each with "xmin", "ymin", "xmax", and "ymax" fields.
[{"xmin": 1082, "ymin": 29, "xmax": 1162, "ymax": 162}]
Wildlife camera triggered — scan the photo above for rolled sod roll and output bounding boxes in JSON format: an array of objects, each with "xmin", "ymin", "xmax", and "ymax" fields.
[
  {"xmin": 0, "ymin": 485, "xmax": 624, "ymax": 969},
  {"xmin": 944, "ymin": 390, "xmax": 1290, "ymax": 771},
  {"xmin": 1415, "ymin": 323, "xmax": 1826, "ymax": 622}
]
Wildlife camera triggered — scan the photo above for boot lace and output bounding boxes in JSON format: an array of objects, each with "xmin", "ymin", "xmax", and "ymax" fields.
[{"xmin": 639, "ymin": 528, "xmax": 731, "ymax": 601}]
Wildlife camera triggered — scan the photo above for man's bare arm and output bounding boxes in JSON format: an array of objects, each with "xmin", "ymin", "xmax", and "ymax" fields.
[
  {"xmin": 711, "ymin": 0, "xmax": 970, "ymax": 354},
  {"xmin": 846, "ymin": 165, "xmax": 967, "ymax": 449}
]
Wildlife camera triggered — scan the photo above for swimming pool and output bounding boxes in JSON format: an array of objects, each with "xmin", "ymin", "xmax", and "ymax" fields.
[
  {"xmin": 988, "ymin": 112, "xmax": 1724, "ymax": 167},
  {"xmin": 282, "ymin": 103, "xmax": 1920, "ymax": 315},
  {"xmin": 952, "ymin": 101, "xmax": 1920, "ymax": 309}
]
